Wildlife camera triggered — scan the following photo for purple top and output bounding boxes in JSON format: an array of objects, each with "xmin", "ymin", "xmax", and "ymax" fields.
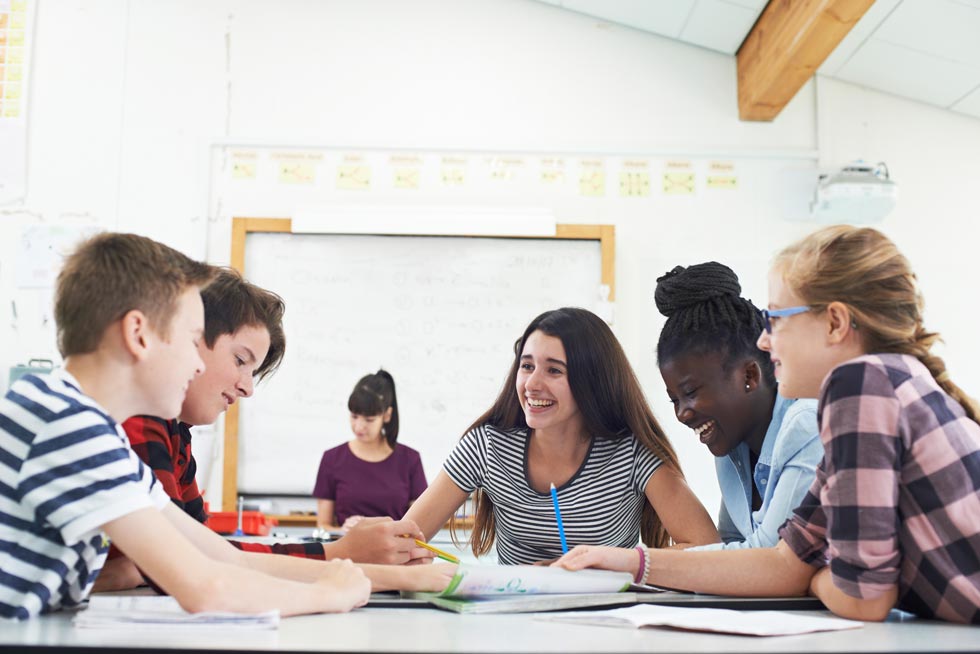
[{"xmin": 312, "ymin": 442, "xmax": 428, "ymax": 524}]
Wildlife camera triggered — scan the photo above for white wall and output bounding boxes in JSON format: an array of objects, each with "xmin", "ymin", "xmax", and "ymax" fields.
[{"xmin": 2, "ymin": 0, "xmax": 979, "ymax": 517}]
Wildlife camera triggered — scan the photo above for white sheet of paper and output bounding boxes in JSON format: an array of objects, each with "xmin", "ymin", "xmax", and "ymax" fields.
[
  {"xmin": 538, "ymin": 604, "xmax": 864, "ymax": 637},
  {"xmin": 73, "ymin": 596, "xmax": 279, "ymax": 629}
]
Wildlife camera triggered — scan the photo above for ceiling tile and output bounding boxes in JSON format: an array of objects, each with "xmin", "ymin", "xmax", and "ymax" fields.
[
  {"xmin": 874, "ymin": 0, "xmax": 980, "ymax": 65},
  {"xmin": 835, "ymin": 38, "xmax": 980, "ymax": 107},
  {"xmin": 681, "ymin": 0, "xmax": 761, "ymax": 54},
  {"xmin": 950, "ymin": 84, "xmax": 980, "ymax": 118},
  {"xmin": 819, "ymin": 0, "xmax": 903, "ymax": 76},
  {"xmin": 559, "ymin": 0, "xmax": 696, "ymax": 38}
]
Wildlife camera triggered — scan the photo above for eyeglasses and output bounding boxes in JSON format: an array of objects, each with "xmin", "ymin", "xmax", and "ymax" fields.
[{"xmin": 760, "ymin": 306, "xmax": 810, "ymax": 334}]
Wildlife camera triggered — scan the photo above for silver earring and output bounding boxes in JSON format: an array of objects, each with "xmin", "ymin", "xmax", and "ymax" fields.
[{"xmin": 745, "ymin": 384, "xmax": 751, "ymax": 390}]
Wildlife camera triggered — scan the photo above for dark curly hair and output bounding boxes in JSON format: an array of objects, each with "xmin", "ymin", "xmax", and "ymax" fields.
[{"xmin": 654, "ymin": 261, "xmax": 774, "ymax": 386}]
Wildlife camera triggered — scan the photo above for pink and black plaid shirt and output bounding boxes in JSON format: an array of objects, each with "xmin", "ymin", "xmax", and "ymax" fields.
[{"xmin": 779, "ymin": 354, "xmax": 980, "ymax": 624}]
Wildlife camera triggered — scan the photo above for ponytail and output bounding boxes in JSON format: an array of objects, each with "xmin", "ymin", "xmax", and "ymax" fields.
[
  {"xmin": 900, "ymin": 329, "xmax": 980, "ymax": 424},
  {"xmin": 347, "ymin": 368, "xmax": 400, "ymax": 447}
]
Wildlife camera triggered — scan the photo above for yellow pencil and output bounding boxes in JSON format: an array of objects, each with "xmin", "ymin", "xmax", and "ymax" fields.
[{"xmin": 414, "ymin": 539, "xmax": 460, "ymax": 564}]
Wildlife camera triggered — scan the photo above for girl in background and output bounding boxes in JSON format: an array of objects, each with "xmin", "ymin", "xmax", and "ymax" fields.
[
  {"xmin": 654, "ymin": 261, "xmax": 821, "ymax": 549},
  {"xmin": 405, "ymin": 307, "xmax": 718, "ymax": 564},
  {"xmin": 314, "ymin": 370, "xmax": 428, "ymax": 532},
  {"xmin": 555, "ymin": 226, "xmax": 980, "ymax": 624}
]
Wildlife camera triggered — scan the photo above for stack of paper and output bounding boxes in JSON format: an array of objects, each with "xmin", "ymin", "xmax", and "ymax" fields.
[
  {"xmin": 73, "ymin": 596, "xmax": 279, "ymax": 630},
  {"xmin": 538, "ymin": 604, "xmax": 864, "ymax": 636}
]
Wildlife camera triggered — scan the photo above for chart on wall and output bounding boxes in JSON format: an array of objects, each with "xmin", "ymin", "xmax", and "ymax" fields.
[
  {"xmin": 206, "ymin": 144, "xmax": 743, "ymax": 263},
  {"xmin": 0, "ymin": 0, "xmax": 35, "ymax": 204}
]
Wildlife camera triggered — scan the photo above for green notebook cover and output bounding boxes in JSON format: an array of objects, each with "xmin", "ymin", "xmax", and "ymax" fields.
[{"xmin": 409, "ymin": 591, "xmax": 638, "ymax": 615}]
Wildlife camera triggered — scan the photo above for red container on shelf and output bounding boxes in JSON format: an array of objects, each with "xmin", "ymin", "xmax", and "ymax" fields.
[{"xmin": 205, "ymin": 511, "xmax": 278, "ymax": 536}]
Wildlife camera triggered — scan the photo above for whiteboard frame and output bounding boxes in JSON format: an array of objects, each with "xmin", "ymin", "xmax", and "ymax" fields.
[{"xmin": 222, "ymin": 216, "xmax": 616, "ymax": 511}]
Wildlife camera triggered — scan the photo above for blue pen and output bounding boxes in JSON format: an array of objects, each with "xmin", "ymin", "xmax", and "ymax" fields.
[{"xmin": 549, "ymin": 482, "xmax": 569, "ymax": 554}]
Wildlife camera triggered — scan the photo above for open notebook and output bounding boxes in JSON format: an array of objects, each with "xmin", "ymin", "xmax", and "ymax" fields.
[{"xmin": 404, "ymin": 563, "xmax": 641, "ymax": 614}]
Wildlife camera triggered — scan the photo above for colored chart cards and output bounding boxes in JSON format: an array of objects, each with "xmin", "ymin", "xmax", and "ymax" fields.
[{"xmin": 0, "ymin": 0, "xmax": 33, "ymax": 203}]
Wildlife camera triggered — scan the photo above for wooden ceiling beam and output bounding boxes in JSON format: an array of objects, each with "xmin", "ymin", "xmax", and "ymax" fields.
[{"xmin": 736, "ymin": 0, "xmax": 875, "ymax": 121}]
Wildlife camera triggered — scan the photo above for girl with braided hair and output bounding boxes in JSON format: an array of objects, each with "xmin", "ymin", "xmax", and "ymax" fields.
[
  {"xmin": 314, "ymin": 369, "xmax": 428, "ymax": 533},
  {"xmin": 654, "ymin": 261, "xmax": 821, "ymax": 550},
  {"xmin": 555, "ymin": 226, "xmax": 980, "ymax": 624}
]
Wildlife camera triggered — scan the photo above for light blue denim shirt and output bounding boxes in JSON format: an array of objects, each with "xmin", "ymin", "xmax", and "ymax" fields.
[{"xmin": 690, "ymin": 394, "xmax": 821, "ymax": 551}]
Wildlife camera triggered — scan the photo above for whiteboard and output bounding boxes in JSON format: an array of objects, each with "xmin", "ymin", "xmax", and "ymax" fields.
[{"xmin": 237, "ymin": 231, "xmax": 603, "ymax": 495}]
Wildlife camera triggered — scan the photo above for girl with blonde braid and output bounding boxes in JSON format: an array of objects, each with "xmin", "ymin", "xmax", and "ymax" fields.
[{"xmin": 555, "ymin": 226, "xmax": 980, "ymax": 624}]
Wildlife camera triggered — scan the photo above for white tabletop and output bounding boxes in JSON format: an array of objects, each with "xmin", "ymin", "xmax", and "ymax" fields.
[{"xmin": 3, "ymin": 605, "xmax": 976, "ymax": 653}]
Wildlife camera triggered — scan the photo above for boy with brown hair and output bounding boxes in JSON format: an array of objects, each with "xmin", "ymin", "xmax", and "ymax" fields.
[
  {"xmin": 96, "ymin": 268, "xmax": 443, "ymax": 593},
  {"xmin": 0, "ymin": 233, "xmax": 369, "ymax": 620}
]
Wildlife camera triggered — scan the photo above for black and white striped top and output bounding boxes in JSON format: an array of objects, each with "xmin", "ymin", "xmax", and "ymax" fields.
[
  {"xmin": 0, "ymin": 370, "xmax": 169, "ymax": 620},
  {"xmin": 444, "ymin": 424, "xmax": 662, "ymax": 565}
]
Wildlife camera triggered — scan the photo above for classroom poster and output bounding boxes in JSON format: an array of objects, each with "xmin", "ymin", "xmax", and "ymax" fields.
[{"xmin": 0, "ymin": 0, "xmax": 34, "ymax": 205}]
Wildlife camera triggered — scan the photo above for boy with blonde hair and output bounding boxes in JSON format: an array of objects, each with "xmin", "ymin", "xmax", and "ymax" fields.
[{"xmin": 0, "ymin": 233, "xmax": 369, "ymax": 620}]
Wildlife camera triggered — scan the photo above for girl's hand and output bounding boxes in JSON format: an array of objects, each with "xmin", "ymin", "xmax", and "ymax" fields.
[
  {"xmin": 551, "ymin": 545, "xmax": 641, "ymax": 578},
  {"xmin": 400, "ymin": 563, "xmax": 458, "ymax": 592},
  {"xmin": 341, "ymin": 515, "xmax": 365, "ymax": 532}
]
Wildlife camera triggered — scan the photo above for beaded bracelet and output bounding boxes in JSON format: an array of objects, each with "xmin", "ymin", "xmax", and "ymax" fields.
[{"xmin": 633, "ymin": 545, "xmax": 650, "ymax": 584}]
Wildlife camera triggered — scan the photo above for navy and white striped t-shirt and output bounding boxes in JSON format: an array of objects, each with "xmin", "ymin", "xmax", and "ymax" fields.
[
  {"xmin": 443, "ymin": 424, "xmax": 662, "ymax": 565},
  {"xmin": 0, "ymin": 370, "xmax": 169, "ymax": 620}
]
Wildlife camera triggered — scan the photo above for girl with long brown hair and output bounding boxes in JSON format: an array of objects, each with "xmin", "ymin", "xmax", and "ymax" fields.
[{"xmin": 405, "ymin": 307, "xmax": 718, "ymax": 564}]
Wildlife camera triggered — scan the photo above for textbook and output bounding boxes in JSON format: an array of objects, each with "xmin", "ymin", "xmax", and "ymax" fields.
[
  {"xmin": 404, "ymin": 563, "xmax": 636, "ymax": 614},
  {"xmin": 537, "ymin": 604, "xmax": 864, "ymax": 636},
  {"xmin": 73, "ymin": 596, "xmax": 279, "ymax": 630}
]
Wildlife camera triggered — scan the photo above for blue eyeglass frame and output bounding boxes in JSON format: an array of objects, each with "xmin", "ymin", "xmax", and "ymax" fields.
[{"xmin": 760, "ymin": 306, "xmax": 810, "ymax": 334}]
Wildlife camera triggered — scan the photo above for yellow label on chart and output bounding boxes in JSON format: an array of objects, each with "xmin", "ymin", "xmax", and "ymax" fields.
[
  {"xmin": 7, "ymin": 48, "xmax": 23, "ymax": 64},
  {"xmin": 619, "ymin": 171, "xmax": 651, "ymax": 197},
  {"xmin": 663, "ymin": 172, "xmax": 695, "ymax": 194},
  {"xmin": 3, "ymin": 104, "xmax": 19, "ymax": 118},
  {"xmin": 7, "ymin": 64, "xmax": 21, "ymax": 81},
  {"xmin": 9, "ymin": 31, "xmax": 23, "ymax": 47},
  {"xmin": 541, "ymin": 169, "xmax": 565, "ymax": 184},
  {"xmin": 232, "ymin": 161, "xmax": 256, "ymax": 180},
  {"xmin": 706, "ymin": 175, "xmax": 737, "ymax": 189},
  {"xmin": 393, "ymin": 167, "xmax": 420, "ymax": 189},
  {"xmin": 10, "ymin": 13, "xmax": 25, "ymax": 29},
  {"xmin": 279, "ymin": 162, "xmax": 315, "ymax": 184},
  {"xmin": 4, "ymin": 82, "xmax": 19, "ymax": 99},
  {"xmin": 231, "ymin": 150, "xmax": 258, "ymax": 180},
  {"xmin": 336, "ymin": 164, "xmax": 371, "ymax": 190},
  {"xmin": 12, "ymin": 1, "xmax": 28, "ymax": 13},
  {"xmin": 487, "ymin": 156, "xmax": 523, "ymax": 182},
  {"xmin": 579, "ymin": 170, "xmax": 605, "ymax": 197},
  {"xmin": 441, "ymin": 166, "xmax": 466, "ymax": 186}
]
